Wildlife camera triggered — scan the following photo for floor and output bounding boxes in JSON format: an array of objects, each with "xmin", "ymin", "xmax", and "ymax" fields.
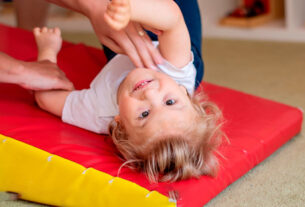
[
  {"xmin": 0, "ymin": 2, "xmax": 304, "ymax": 207},
  {"xmin": 203, "ymin": 38, "xmax": 305, "ymax": 207}
]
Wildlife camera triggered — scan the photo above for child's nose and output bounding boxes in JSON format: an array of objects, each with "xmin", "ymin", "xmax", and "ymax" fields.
[{"xmin": 142, "ymin": 87, "xmax": 157, "ymax": 101}]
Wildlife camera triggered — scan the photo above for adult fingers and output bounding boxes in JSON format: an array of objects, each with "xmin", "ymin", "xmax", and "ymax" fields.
[
  {"xmin": 60, "ymin": 80, "xmax": 75, "ymax": 91},
  {"xmin": 53, "ymin": 77, "xmax": 75, "ymax": 91},
  {"xmin": 101, "ymin": 35, "xmax": 125, "ymax": 54},
  {"xmin": 130, "ymin": 23, "xmax": 164, "ymax": 68},
  {"xmin": 141, "ymin": 28, "xmax": 164, "ymax": 66},
  {"xmin": 125, "ymin": 23, "xmax": 157, "ymax": 69},
  {"xmin": 110, "ymin": 29, "xmax": 144, "ymax": 67}
]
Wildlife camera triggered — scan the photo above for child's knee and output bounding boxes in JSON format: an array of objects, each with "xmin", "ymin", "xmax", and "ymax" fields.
[{"xmin": 34, "ymin": 91, "xmax": 47, "ymax": 109}]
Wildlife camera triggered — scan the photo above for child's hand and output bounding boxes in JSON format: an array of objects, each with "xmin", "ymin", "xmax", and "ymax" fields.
[{"xmin": 104, "ymin": 0, "xmax": 131, "ymax": 31}]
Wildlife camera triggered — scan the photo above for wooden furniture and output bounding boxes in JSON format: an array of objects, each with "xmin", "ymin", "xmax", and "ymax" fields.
[{"xmin": 199, "ymin": 0, "xmax": 305, "ymax": 42}]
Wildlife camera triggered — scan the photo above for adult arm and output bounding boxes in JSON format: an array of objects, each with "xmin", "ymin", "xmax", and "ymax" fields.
[
  {"xmin": 0, "ymin": 52, "xmax": 73, "ymax": 90},
  {"xmin": 46, "ymin": 0, "xmax": 163, "ymax": 69}
]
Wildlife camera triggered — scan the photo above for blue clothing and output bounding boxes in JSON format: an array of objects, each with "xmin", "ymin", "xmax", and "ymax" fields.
[{"xmin": 103, "ymin": 0, "xmax": 204, "ymax": 89}]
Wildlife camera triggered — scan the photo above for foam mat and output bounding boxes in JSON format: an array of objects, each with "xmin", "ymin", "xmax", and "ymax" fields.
[{"xmin": 0, "ymin": 24, "xmax": 302, "ymax": 207}]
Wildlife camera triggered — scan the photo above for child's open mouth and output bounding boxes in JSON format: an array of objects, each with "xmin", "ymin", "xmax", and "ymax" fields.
[{"xmin": 133, "ymin": 80, "xmax": 153, "ymax": 92}]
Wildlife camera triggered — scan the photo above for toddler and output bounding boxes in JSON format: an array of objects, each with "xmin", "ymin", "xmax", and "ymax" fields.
[{"xmin": 35, "ymin": 0, "xmax": 223, "ymax": 182}]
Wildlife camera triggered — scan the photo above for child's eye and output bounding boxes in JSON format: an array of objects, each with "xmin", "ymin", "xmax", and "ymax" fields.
[
  {"xmin": 166, "ymin": 99, "xmax": 176, "ymax": 105},
  {"xmin": 139, "ymin": 110, "xmax": 150, "ymax": 119}
]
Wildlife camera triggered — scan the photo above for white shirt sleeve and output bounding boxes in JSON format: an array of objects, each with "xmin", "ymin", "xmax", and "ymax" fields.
[
  {"xmin": 62, "ymin": 89, "xmax": 111, "ymax": 134},
  {"xmin": 157, "ymin": 52, "xmax": 196, "ymax": 96},
  {"xmin": 61, "ymin": 54, "xmax": 134, "ymax": 134}
]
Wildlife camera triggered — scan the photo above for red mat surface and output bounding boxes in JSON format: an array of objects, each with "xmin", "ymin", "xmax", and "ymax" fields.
[{"xmin": 0, "ymin": 24, "xmax": 302, "ymax": 207}]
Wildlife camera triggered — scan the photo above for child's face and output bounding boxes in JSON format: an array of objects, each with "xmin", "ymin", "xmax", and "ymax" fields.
[{"xmin": 116, "ymin": 68, "xmax": 197, "ymax": 148}]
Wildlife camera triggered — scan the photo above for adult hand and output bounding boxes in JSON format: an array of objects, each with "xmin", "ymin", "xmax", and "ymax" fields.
[
  {"xmin": 47, "ymin": 0, "xmax": 164, "ymax": 69},
  {"xmin": 19, "ymin": 60, "xmax": 74, "ymax": 90},
  {"xmin": 99, "ymin": 20, "xmax": 163, "ymax": 69},
  {"xmin": 90, "ymin": 1, "xmax": 163, "ymax": 69}
]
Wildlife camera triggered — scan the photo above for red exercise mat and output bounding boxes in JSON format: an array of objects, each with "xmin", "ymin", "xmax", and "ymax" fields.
[{"xmin": 0, "ymin": 24, "xmax": 302, "ymax": 207}]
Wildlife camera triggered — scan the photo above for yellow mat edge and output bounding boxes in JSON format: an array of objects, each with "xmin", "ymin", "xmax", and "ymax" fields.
[{"xmin": 0, "ymin": 134, "xmax": 176, "ymax": 207}]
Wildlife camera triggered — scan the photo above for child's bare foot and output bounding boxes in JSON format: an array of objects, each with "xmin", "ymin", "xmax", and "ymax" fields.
[
  {"xmin": 104, "ymin": 0, "xmax": 131, "ymax": 31},
  {"xmin": 33, "ymin": 27, "xmax": 62, "ymax": 63}
]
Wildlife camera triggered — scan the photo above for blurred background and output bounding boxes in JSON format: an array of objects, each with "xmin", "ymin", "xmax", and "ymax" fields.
[
  {"xmin": 0, "ymin": 0, "xmax": 304, "ymax": 206},
  {"xmin": 1, "ymin": 0, "xmax": 304, "ymax": 43},
  {"xmin": 0, "ymin": 0, "xmax": 100, "ymax": 47},
  {"xmin": 201, "ymin": 0, "xmax": 305, "ymax": 42}
]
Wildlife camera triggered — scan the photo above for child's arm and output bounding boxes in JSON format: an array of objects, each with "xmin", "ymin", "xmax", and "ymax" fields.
[
  {"xmin": 104, "ymin": 0, "xmax": 191, "ymax": 68},
  {"xmin": 35, "ymin": 90, "xmax": 71, "ymax": 117}
]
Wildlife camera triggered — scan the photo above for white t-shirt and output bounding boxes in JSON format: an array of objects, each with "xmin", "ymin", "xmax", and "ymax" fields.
[{"xmin": 62, "ymin": 44, "xmax": 196, "ymax": 134}]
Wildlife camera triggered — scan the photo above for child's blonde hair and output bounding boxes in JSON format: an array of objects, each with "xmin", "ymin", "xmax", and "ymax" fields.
[{"xmin": 109, "ymin": 91, "xmax": 224, "ymax": 183}]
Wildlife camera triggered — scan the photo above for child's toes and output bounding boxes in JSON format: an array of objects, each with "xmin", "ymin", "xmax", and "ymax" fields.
[
  {"xmin": 54, "ymin": 27, "xmax": 61, "ymax": 35},
  {"xmin": 33, "ymin": 27, "xmax": 41, "ymax": 36},
  {"xmin": 47, "ymin": 28, "xmax": 53, "ymax": 33},
  {"xmin": 114, "ymin": 0, "xmax": 128, "ymax": 6},
  {"xmin": 107, "ymin": 3, "xmax": 118, "ymax": 15},
  {"xmin": 108, "ymin": 2, "xmax": 128, "ymax": 14},
  {"xmin": 104, "ymin": 13, "xmax": 122, "ymax": 30},
  {"xmin": 106, "ymin": 7, "xmax": 119, "ymax": 20},
  {"xmin": 108, "ymin": 5, "xmax": 128, "ymax": 20},
  {"xmin": 41, "ymin": 27, "xmax": 48, "ymax": 33}
]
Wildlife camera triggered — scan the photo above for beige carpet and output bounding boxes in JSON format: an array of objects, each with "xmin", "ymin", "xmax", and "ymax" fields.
[
  {"xmin": 1, "ymin": 37, "xmax": 304, "ymax": 206},
  {"xmin": 203, "ymin": 38, "xmax": 305, "ymax": 207}
]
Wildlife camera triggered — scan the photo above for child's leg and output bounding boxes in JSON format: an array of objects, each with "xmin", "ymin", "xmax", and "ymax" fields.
[
  {"xmin": 105, "ymin": 0, "xmax": 191, "ymax": 69},
  {"xmin": 33, "ymin": 27, "xmax": 71, "ymax": 117},
  {"xmin": 33, "ymin": 27, "xmax": 62, "ymax": 63},
  {"xmin": 103, "ymin": 0, "xmax": 203, "ymax": 83}
]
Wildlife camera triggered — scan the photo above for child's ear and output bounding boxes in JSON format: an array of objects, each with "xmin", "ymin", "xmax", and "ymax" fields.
[{"xmin": 179, "ymin": 85, "xmax": 188, "ymax": 95}]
